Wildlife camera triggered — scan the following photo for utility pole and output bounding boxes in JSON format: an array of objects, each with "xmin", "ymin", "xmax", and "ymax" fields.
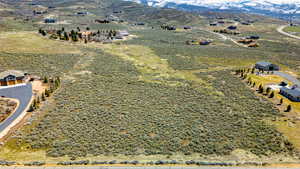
[{"xmin": 290, "ymin": 7, "xmax": 299, "ymax": 26}]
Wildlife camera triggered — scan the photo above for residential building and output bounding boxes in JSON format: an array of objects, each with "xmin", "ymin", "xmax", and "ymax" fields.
[
  {"xmin": 255, "ymin": 61, "xmax": 279, "ymax": 71},
  {"xmin": 0, "ymin": 70, "xmax": 26, "ymax": 86},
  {"xmin": 280, "ymin": 85, "xmax": 300, "ymax": 102}
]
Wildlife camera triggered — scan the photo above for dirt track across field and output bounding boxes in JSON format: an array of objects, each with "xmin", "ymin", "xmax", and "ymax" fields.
[{"xmin": 277, "ymin": 25, "xmax": 300, "ymax": 40}]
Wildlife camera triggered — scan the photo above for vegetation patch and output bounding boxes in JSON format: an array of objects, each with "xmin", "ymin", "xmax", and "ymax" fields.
[
  {"xmin": 0, "ymin": 98, "xmax": 18, "ymax": 123},
  {"xmin": 0, "ymin": 32, "xmax": 81, "ymax": 54}
]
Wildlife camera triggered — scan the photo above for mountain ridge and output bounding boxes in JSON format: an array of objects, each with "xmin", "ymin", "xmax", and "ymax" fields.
[{"xmin": 126, "ymin": 0, "xmax": 300, "ymax": 19}]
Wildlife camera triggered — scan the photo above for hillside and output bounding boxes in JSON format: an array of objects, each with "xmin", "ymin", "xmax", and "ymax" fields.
[{"xmin": 0, "ymin": 0, "xmax": 300, "ymax": 165}]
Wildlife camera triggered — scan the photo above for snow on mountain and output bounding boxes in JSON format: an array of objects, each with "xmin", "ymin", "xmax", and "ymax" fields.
[{"xmin": 126, "ymin": 0, "xmax": 300, "ymax": 15}]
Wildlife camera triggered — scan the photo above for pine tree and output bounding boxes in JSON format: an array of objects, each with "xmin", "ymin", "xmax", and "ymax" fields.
[
  {"xmin": 286, "ymin": 105, "xmax": 292, "ymax": 112},
  {"xmin": 41, "ymin": 30, "xmax": 47, "ymax": 36},
  {"xmin": 64, "ymin": 32, "xmax": 69, "ymax": 41},
  {"xmin": 37, "ymin": 97, "xmax": 40, "ymax": 104},
  {"xmin": 280, "ymin": 98, "xmax": 283, "ymax": 105},
  {"xmin": 33, "ymin": 99, "xmax": 37, "ymax": 109},
  {"xmin": 56, "ymin": 76, "xmax": 61, "ymax": 83},
  {"xmin": 247, "ymin": 77, "xmax": 252, "ymax": 84},
  {"xmin": 43, "ymin": 76, "xmax": 48, "ymax": 83},
  {"xmin": 269, "ymin": 91, "xmax": 274, "ymax": 98},
  {"xmin": 266, "ymin": 87, "xmax": 271, "ymax": 95},
  {"xmin": 251, "ymin": 68, "xmax": 255, "ymax": 74},
  {"xmin": 28, "ymin": 104, "xmax": 35, "ymax": 112},
  {"xmin": 258, "ymin": 85, "xmax": 264, "ymax": 93},
  {"xmin": 45, "ymin": 89, "xmax": 50, "ymax": 97},
  {"xmin": 252, "ymin": 82, "xmax": 256, "ymax": 88},
  {"xmin": 57, "ymin": 30, "xmax": 62, "ymax": 38},
  {"xmin": 42, "ymin": 92, "xmax": 46, "ymax": 101}
]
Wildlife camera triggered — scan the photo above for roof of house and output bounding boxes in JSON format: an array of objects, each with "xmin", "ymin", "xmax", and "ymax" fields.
[
  {"xmin": 0, "ymin": 70, "xmax": 25, "ymax": 79},
  {"xmin": 281, "ymin": 86, "xmax": 300, "ymax": 97},
  {"xmin": 256, "ymin": 61, "xmax": 273, "ymax": 67}
]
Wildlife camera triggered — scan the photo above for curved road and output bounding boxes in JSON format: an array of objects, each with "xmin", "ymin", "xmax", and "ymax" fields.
[
  {"xmin": 274, "ymin": 71, "xmax": 300, "ymax": 86},
  {"xmin": 0, "ymin": 83, "xmax": 32, "ymax": 138},
  {"xmin": 277, "ymin": 25, "xmax": 300, "ymax": 40}
]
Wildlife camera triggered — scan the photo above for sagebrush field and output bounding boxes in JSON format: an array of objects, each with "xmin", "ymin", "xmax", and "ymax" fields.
[{"xmin": 0, "ymin": 0, "xmax": 300, "ymax": 164}]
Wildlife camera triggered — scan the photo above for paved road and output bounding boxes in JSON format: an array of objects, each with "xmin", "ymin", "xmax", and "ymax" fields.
[
  {"xmin": 0, "ymin": 166, "xmax": 299, "ymax": 169},
  {"xmin": 277, "ymin": 25, "xmax": 300, "ymax": 40},
  {"xmin": 0, "ymin": 83, "xmax": 32, "ymax": 137},
  {"xmin": 274, "ymin": 71, "xmax": 300, "ymax": 86}
]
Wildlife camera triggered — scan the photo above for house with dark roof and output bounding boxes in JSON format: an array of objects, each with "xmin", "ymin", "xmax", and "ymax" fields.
[
  {"xmin": 183, "ymin": 26, "xmax": 192, "ymax": 30},
  {"xmin": 280, "ymin": 85, "xmax": 300, "ymax": 102},
  {"xmin": 76, "ymin": 11, "xmax": 89, "ymax": 16},
  {"xmin": 199, "ymin": 40, "xmax": 212, "ymax": 45},
  {"xmin": 44, "ymin": 18, "xmax": 56, "ymax": 23},
  {"xmin": 227, "ymin": 25, "xmax": 237, "ymax": 30},
  {"xmin": 0, "ymin": 70, "xmax": 26, "ymax": 86},
  {"xmin": 246, "ymin": 35, "xmax": 260, "ymax": 40},
  {"xmin": 255, "ymin": 61, "xmax": 279, "ymax": 71}
]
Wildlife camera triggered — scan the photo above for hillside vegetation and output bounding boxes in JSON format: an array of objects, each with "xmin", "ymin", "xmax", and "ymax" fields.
[{"xmin": 0, "ymin": 0, "xmax": 299, "ymax": 164}]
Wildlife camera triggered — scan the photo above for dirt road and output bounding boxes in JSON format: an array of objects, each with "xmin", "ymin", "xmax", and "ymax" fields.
[{"xmin": 277, "ymin": 25, "xmax": 300, "ymax": 40}]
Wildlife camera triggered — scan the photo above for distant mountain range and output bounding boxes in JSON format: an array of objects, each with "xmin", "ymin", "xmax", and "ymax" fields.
[{"xmin": 126, "ymin": 0, "xmax": 300, "ymax": 19}]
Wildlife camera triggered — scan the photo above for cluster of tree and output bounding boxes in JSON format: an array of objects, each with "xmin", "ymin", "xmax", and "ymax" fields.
[
  {"xmin": 38, "ymin": 28, "xmax": 47, "ymax": 36},
  {"xmin": 38, "ymin": 27, "xmax": 118, "ymax": 43},
  {"xmin": 28, "ymin": 77, "xmax": 61, "ymax": 112},
  {"xmin": 238, "ymin": 37, "xmax": 260, "ymax": 48},
  {"xmin": 161, "ymin": 25, "xmax": 176, "ymax": 31},
  {"xmin": 214, "ymin": 29, "xmax": 240, "ymax": 35},
  {"xmin": 236, "ymin": 68, "xmax": 292, "ymax": 113},
  {"xmin": 235, "ymin": 68, "xmax": 273, "ymax": 75}
]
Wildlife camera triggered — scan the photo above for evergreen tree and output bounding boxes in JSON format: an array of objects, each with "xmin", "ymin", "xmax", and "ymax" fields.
[
  {"xmin": 64, "ymin": 32, "xmax": 69, "ymax": 41},
  {"xmin": 266, "ymin": 87, "xmax": 271, "ymax": 95},
  {"xmin": 252, "ymin": 82, "xmax": 256, "ymax": 88},
  {"xmin": 28, "ymin": 104, "xmax": 35, "ymax": 112},
  {"xmin": 280, "ymin": 98, "xmax": 283, "ymax": 105},
  {"xmin": 42, "ymin": 93, "xmax": 46, "ymax": 101},
  {"xmin": 286, "ymin": 105, "xmax": 292, "ymax": 112},
  {"xmin": 33, "ymin": 99, "xmax": 37, "ymax": 109},
  {"xmin": 37, "ymin": 97, "xmax": 40, "ymax": 104},
  {"xmin": 45, "ymin": 89, "xmax": 50, "ymax": 97},
  {"xmin": 258, "ymin": 85, "xmax": 264, "ymax": 93},
  {"xmin": 269, "ymin": 91, "xmax": 274, "ymax": 98},
  {"xmin": 43, "ymin": 76, "xmax": 48, "ymax": 83},
  {"xmin": 251, "ymin": 68, "xmax": 255, "ymax": 74},
  {"xmin": 41, "ymin": 30, "xmax": 47, "ymax": 36},
  {"xmin": 57, "ymin": 30, "xmax": 62, "ymax": 38}
]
